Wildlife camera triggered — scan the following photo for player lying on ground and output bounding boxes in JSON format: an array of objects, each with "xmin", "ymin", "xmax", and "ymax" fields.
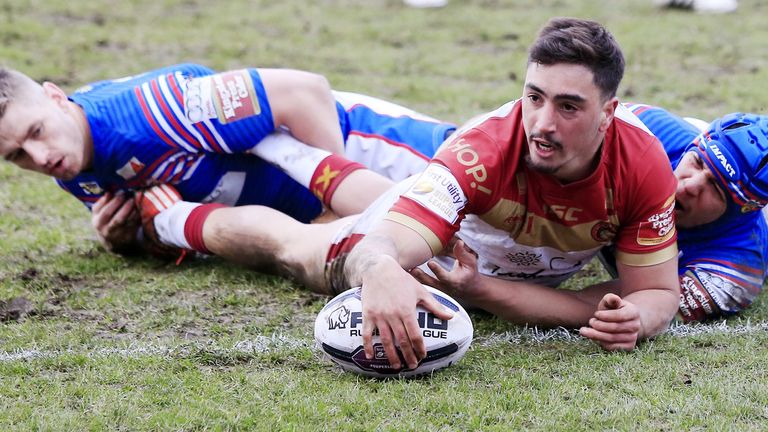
[
  {"xmin": 605, "ymin": 105, "xmax": 768, "ymax": 323},
  {"xmin": 0, "ymin": 63, "xmax": 454, "ymax": 255},
  {"xmin": 137, "ymin": 18, "xmax": 682, "ymax": 363},
  {"xmin": 139, "ymin": 104, "xmax": 768, "ymax": 325},
  {"xmin": 414, "ymin": 108, "xmax": 768, "ymax": 324}
]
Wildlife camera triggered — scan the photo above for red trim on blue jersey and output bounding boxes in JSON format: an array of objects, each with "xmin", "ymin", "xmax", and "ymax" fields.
[
  {"xmin": 124, "ymin": 149, "xmax": 178, "ymax": 188},
  {"xmin": 165, "ymin": 73, "xmax": 227, "ymax": 154},
  {"xmin": 133, "ymin": 87, "xmax": 182, "ymax": 150},
  {"xmin": 626, "ymin": 104, "xmax": 653, "ymax": 116},
  {"xmin": 149, "ymin": 79, "xmax": 200, "ymax": 150}
]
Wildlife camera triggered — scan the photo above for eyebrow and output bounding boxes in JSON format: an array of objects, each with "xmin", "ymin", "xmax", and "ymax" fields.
[
  {"xmin": 25, "ymin": 121, "xmax": 40, "ymax": 139},
  {"xmin": 525, "ymin": 83, "xmax": 587, "ymax": 104}
]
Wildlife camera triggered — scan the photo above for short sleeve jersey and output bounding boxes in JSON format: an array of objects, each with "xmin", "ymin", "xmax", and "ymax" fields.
[
  {"xmin": 628, "ymin": 103, "xmax": 768, "ymax": 320},
  {"xmin": 386, "ymin": 100, "xmax": 679, "ymax": 285},
  {"xmin": 56, "ymin": 63, "xmax": 322, "ymax": 222}
]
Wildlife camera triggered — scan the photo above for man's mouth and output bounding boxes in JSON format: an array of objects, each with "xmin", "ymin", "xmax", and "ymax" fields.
[
  {"xmin": 49, "ymin": 157, "xmax": 66, "ymax": 177},
  {"xmin": 530, "ymin": 133, "xmax": 562, "ymax": 154}
]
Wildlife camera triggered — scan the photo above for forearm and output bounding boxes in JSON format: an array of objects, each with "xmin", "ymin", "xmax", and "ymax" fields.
[
  {"xmin": 465, "ymin": 276, "xmax": 600, "ymax": 329},
  {"xmin": 614, "ymin": 257, "xmax": 680, "ymax": 340},
  {"xmin": 345, "ymin": 233, "xmax": 401, "ymax": 287},
  {"xmin": 345, "ymin": 222, "xmax": 434, "ymax": 287},
  {"xmin": 622, "ymin": 287, "xmax": 679, "ymax": 339}
]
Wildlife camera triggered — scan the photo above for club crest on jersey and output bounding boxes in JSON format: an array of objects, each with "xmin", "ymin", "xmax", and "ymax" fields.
[
  {"xmin": 116, "ymin": 157, "xmax": 145, "ymax": 180},
  {"xmin": 78, "ymin": 182, "xmax": 104, "ymax": 195},
  {"xmin": 591, "ymin": 221, "xmax": 618, "ymax": 243},
  {"xmin": 184, "ymin": 70, "xmax": 261, "ymax": 124}
]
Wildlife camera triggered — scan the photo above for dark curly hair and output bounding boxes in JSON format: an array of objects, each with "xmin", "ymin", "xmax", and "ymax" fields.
[{"xmin": 528, "ymin": 17, "xmax": 625, "ymax": 100}]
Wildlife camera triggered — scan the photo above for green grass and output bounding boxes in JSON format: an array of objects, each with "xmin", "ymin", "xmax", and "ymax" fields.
[{"xmin": 2, "ymin": 0, "xmax": 768, "ymax": 430}]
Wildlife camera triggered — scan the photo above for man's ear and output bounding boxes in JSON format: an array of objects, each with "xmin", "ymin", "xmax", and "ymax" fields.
[
  {"xmin": 598, "ymin": 97, "xmax": 618, "ymax": 133},
  {"xmin": 41, "ymin": 82, "xmax": 69, "ymax": 107}
]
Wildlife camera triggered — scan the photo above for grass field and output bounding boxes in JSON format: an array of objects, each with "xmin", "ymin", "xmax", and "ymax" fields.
[{"xmin": 1, "ymin": 0, "xmax": 768, "ymax": 430}]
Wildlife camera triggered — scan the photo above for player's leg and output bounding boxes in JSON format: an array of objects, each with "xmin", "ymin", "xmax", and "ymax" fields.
[
  {"xmin": 137, "ymin": 184, "xmax": 344, "ymax": 293},
  {"xmin": 200, "ymin": 205, "xmax": 351, "ymax": 293},
  {"xmin": 250, "ymin": 131, "xmax": 394, "ymax": 216}
]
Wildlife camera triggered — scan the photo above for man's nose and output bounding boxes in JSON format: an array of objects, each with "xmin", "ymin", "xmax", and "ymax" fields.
[
  {"xmin": 536, "ymin": 104, "xmax": 557, "ymax": 134},
  {"xmin": 679, "ymin": 171, "xmax": 707, "ymax": 196},
  {"xmin": 24, "ymin": 141, "xmax": 50, "ymax": 168}
]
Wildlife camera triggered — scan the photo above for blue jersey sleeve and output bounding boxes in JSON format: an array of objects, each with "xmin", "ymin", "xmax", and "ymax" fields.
[
  {"xmin": 677, "ymin": 215, "xmax": 768, "ymax": 322},
  {"xmin": 179, "ymin": 67, "xmax": 275, "ymax": 153}
]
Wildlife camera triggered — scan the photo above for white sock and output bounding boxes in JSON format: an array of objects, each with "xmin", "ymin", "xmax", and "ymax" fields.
[
  {"xmin": 153, "ymin": 201, "xmax": 201, "ymax": 249},
  {"xmin": 249, "ymin": 131, "xmax": 331, "ymax": 188}
]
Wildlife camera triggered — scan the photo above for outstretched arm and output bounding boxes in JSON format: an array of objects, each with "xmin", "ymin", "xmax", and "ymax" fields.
[
  {"xmin": 413, "ymin": 241, "xmax": 679, "ymax": 350},
  {"xmin": 344, "ymin": 221, "xmax": 454, "ymax": 370},
  {"xmin": 259, "ymin": 69, "xmax": 345, "ymax": 155}
]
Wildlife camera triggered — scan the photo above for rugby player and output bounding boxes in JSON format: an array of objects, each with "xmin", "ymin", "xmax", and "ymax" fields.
[
  {"xmin": 137, "ymin": 18, "xmax": 682, "ymax": 364},
  {"xmin": 0, "ymin": 64, "xmax": 454, "ymax": 255}
]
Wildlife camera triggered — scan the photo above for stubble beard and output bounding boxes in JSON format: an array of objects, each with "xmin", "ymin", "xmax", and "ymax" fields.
[{"xmin": 525, "ymin": 132, "xmax": 563, "ymax": 175}]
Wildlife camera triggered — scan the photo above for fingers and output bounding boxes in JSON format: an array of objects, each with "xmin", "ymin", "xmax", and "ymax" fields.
[
  {"xmin": 426, "ymin": 259, "xmax": 452, "ymax": 282},
  {"xmin": 593, "ymin": 300, "xmax": 640, "ymax": 323},
  {"xmin": 409, "ymin": 267, "xmax": 440, "ymax": 288},
  {"xmin": 587, "ymin": 317, "xmax": 640, "ymax": 334},
  {"xmin": 579, "ymin": 326, "xmax": 638, "ymax": 351},
  {"xmin": 105, "ymin": 197, "xmax": 136, "ymax": 231},
  {"xmin": 361, "ymin": 312, "xmax": 377, "ymax": 362},
  {"xmin": 581, "ymin": 303, "xmax": 641, "ymax": 352},
  {"xmin": 453, "ymin": 240, "xmax": 478, "ymax": 264},
  {"xmin": 419, "ymin": 288, "xmax": 454, "ymax": 321},
  {"xmin": 361, "ymin": 311, "xmax": 420, "ymax": 370},
  {"xmin": 598, "ymin": 293, "xmax": 623, "ymax": 310},
  {"xmin": 92, "ymin": 192, "xmax": 128, "ymax": 231},
  {"xmin": 113, "ymin": 196, "xmax": 138, "ymax": 225},
  {"xmin": 91, "ymin": 192, "xmax": 111, "ymax": 213}
]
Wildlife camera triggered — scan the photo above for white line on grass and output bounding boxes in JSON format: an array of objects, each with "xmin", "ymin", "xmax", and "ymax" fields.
[{"xmin": 1, "ymin": 320, "xmax": 767, "ymax": 363}]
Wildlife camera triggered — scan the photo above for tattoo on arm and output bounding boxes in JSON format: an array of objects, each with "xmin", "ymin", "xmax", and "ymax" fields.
[{"xmin": 344, "ymin": 234, "xmax": 399, "ymax": 287}]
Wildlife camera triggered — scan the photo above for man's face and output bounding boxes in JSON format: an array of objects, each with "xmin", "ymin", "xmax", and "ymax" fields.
[
  {"xmin": 521, "ymin": 62, "xmax": 616, "ymax": 183},
  {"xmin": 0, "ymin": 83, "xmax": 90, "ymax": 181},
  {"xmin": 673, "ymin": 150, "xmax": 728, "ymax": 228}
]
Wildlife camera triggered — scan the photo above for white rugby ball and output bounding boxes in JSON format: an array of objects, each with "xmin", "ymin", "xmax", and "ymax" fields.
[{"xmin": 314, "ymin": 285, "xmax": 473, "ymax": 378}]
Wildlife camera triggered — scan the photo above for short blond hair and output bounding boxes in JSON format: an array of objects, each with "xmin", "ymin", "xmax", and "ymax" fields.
[{"xmin": 0, "ymin": 67, "xmax": 38, "ymax": 121}]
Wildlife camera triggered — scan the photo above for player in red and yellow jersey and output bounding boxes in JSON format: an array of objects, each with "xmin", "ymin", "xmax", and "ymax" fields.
[
  {"xmin": 139, "ymin": 19, "xmax": 680, "ymax": 368},
  {"xmin": 342, "ymin": 18, "xmax": 679, "ymax": 368}
]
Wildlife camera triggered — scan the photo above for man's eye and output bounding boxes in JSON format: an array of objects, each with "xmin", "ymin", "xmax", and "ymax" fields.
[{"xmin": 692, "ymin": 152, "xmax": 704, "ymax": 168}]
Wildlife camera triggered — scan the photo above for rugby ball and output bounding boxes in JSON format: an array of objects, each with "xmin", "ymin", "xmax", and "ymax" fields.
[{"xmin": 314, "ymin": 285, "xmax": 473, "ymax": 378}]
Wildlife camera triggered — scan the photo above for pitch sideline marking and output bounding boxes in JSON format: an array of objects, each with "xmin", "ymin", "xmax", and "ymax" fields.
[{"xmin": 1, "ymin": 320, "xmax": 767, "ymax": 363}]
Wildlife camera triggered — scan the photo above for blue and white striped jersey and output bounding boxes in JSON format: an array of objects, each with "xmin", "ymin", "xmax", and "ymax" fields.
[{"xmin": 56, "ymin": 63, "xmax": 455, "ymax": 223}]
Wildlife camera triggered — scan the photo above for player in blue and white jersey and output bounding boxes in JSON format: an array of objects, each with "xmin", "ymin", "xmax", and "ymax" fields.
[
  {"xmin": 609, "ymin": 104, "xmax": 768, "ymax": 322},
  {"xmin": 0, "ymin": 64, "xmax": 455, "ymax": 253}
]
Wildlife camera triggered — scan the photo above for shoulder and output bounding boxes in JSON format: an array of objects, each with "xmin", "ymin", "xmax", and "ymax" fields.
[{"xmin": 607, "ymin": 104, "xmax": 675, "ymax": 184}]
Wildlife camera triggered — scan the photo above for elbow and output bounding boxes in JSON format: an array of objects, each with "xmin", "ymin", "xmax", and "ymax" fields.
[{"xmin": 292, "ymin": 70, "xmax": 333, "ymax": 100}]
